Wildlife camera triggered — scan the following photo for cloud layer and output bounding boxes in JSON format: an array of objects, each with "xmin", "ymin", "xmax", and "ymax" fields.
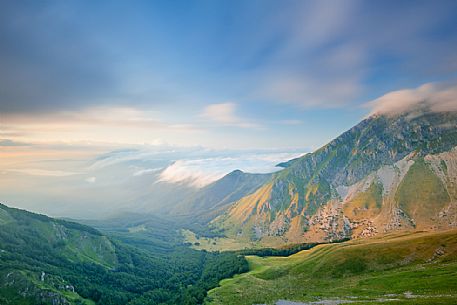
[
  {"xmin": 0, "ymin": 143, "xmax": 306, "ymax": 217},
  {"xmin": 2, "ymin": 1, "xmax": 457, "ymax": 114},
  {"xmin": 157, "ymin": 151, "xmax": 303, "ymax": 188}
]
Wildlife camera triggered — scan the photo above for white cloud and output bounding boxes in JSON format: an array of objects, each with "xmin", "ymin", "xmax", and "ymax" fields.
[
  {"xmin": 3, "ymin": 106, "xmax": 200, "ymax": 146},
  {"xmin": 158, "ymin": 160, "xmax": 224, "ymax": 188},
  {"xmin": 132, "ymin": 168, "xmax": 161, "ymax": 177},
  {"xmin": 200, "ymin": 103, "xmax": 260, "ymax": 128},
  {"xmin": 7, "ymin": 168, "xmax": 79, "ymax": 177},
  {"xmin": 158, "ymin": 151, "xmax": 305, "ymax": 188},
  {"xmin": 366, "ymin": 82, "xmax": 457, "ymax": 116}
]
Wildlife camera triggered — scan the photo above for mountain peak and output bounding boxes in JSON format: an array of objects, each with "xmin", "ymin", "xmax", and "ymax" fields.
[
  {"xmin": 226, "ymin": 169, "xmax": 244, "ymax": 176},
  {"xmin": 214, "ymin": 109, "xmax": 457, "ymax": 245}
]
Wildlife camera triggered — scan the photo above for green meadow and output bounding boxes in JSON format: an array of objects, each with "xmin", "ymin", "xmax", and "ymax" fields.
[{"xmin": 206, "ymin": 230, "xmax": 457, "ymax": 305}]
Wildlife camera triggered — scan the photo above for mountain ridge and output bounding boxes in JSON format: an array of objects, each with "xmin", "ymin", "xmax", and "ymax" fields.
[{"xmin": 210, "ymin": 110, "xmax": 457, "ymax": 244}]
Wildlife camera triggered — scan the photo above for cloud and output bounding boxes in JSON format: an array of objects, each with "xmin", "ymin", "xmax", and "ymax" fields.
[
  {"xmin": 240, "ymin": 1, "xmax": 457, "ymax": 109},
  {"xmin": 366, "ymin": 82, "xmax": 457, "ymax": 116},
  {"xmin": 2, "ymin": 0, "xmax": 457, "ymax": 121},
  {"xmin": 0, "ymin": 2, "xmax": 119, "ymax": 113},
  {"xmin": 7, "ymin": 168, "xmax": 79, "ymax": 177},
  {"xmin": 158, "ymin": 160, "xmax": 224, "ymax": 188},
  {"xmin": 254, "ymin": 73, "xmax": 361, "ymax": 108},
  {"xmin": 132, "ymin": 168, "xmax": 161, "ymax": 177},
  {"xmin": 158, "ymin": 151, "xmax": 305, "ymax": 188},
  {"xmin": 200, "ymin": 103, "xmax": 260, "ymax": 128},
  {"xmin": 3, "ymin": 106, "xmax": 200, "ymax": 145},
  {"xmin": 5, "ymin": 106, "xmax": 162, "ymax": 128}
]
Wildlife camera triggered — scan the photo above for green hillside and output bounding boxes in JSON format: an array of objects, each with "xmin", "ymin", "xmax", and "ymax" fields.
[
  {"xmin": 206, "ymin": 229, "xmax": 457, "ymax": 305},
  {"xmin": 395, "ymin": 158, "xmax": 450, "ymax": 223},
  {"xmin": 0, "ymin": 203, "xmax": 248, "ymax": 305}
]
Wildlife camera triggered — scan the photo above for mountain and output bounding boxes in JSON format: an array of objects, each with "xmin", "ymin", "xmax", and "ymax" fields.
[
  {"xmin": 102, "ymin": 167, "xmax": 272, "ymax": 223},
  {"xmin": 211, "ymin": 110, "xmax": 457, "ymax": 244},
  {"xmin": 0, "ymin": 203, "xmax": 248, "ymax": 305},
  {"xmin": 0, "ymin": 203, "xmax": 115, "ymax": 305},
  {"xmin": 167, "ymin": 170, "xmax": 272, "ymax": 222}
]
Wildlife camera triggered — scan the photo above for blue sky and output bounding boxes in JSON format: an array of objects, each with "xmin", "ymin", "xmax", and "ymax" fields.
[{"xmin": 1, "ymin": 0, "xmax": 457, "ymax": 150}]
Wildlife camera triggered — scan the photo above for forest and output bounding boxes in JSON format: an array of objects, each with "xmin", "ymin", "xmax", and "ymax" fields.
[{"xmin": 0, "ymin": 204, "xmax": 248, "ymax": 305}]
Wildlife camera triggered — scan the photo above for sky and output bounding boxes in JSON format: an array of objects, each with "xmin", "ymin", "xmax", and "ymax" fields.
[
  {"xmin": 0, "ymin": 0, "xmax": 457, "ymax": 216},
  {"xmin": 1, "ymin": 0, "xmax": 457, "ymax": 150}
]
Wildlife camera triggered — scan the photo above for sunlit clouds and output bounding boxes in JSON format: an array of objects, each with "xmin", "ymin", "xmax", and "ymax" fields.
[
  {"xmin": 200, "ymin": 103, "xmax": 260, "ymax": 128},
  {"xmin": 367, "ymin": 82, "xmax": 457, "ymax": 116},
  {"xmin": 1, "ymin": 106, "xmax": 200, "ymax": 146}
]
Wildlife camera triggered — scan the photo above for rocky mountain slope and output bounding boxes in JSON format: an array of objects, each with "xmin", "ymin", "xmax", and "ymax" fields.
[{"xmin": 211, "ymin": 110, "xmax": 457, "ymax": 244}]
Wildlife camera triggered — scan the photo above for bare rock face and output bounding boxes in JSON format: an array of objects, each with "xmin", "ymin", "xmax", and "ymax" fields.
[
  {"xmin": 213, "ymin": 111, "xmax": 457, "ymax": 244},
  {"xmin": 38, "ymin": 291, "xmax": 71, "ymax": 305}
]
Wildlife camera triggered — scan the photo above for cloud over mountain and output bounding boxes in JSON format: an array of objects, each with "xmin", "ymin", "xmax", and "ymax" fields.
[
  {"xmin": 158, "ymin": 151, "xmax": 305, "ymax": 188},
  {"xmin": 367, "ymin": 83, "xmax": 457, "ymax": 116}
]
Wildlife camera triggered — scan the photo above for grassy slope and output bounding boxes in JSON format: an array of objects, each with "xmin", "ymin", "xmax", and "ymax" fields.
[
  {"xmin": 343, "ymin": 181, "xmax": 383, "ymax": 220},
  {"xmin": 395, "ymin": 158, "xmax": 450, "ymax": 225},
  {"xmin": 0, "ymin": 204, "xmax": 117, "ymax": 267},
  {"xmin": 206, "ymin": 229, "xmax": 457, "ymax": 305},
  {"xmin": 0, "ymin": 270, "xmax": 96, "ymax": 305},
  {"xmin": 0, "ymin": 204, "xmax": 115, "ymax": 304}
]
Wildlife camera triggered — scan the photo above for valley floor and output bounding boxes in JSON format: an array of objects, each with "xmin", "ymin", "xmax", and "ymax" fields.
[{"xmin": 205, "ymin": 229, "xmax": 457, "ymax": 305}]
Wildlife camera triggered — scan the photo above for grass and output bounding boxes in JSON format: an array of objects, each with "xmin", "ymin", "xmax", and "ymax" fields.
[
  {"xmin": 205, "ymin": 229, "xmax": 457, "ymax": 305},
  {"xmin": 182, "ymin": 229, "xmax": 256, "ymax": 251},
  {"xmin": 182, "ymin": 229, "xmax": 289, "ymax": 251},
  {"xmin": 395, "ymin": 158, "xmax": 450, "ymax": 224},
  {"xmin": 344, "ymin": 181, "xmax": 383, "ymax": 220},
  {"xmin": 59, "ymin": 231, "xmax": 117, "ymax": 268}
]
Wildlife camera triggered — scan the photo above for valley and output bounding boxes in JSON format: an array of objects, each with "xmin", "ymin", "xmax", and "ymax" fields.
[{"xmin": 0, "ymin": 204, "xmax": 248, "ymax": 305}]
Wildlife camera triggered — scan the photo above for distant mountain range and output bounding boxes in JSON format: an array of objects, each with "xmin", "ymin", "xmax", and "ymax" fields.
[
  {"xmin": 206, "ymin": 109, "xmax": 457, "ymax": 244},
  {"xmin": 114, "ymin": 167, "xmax": 272, "ymax": 224}
]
